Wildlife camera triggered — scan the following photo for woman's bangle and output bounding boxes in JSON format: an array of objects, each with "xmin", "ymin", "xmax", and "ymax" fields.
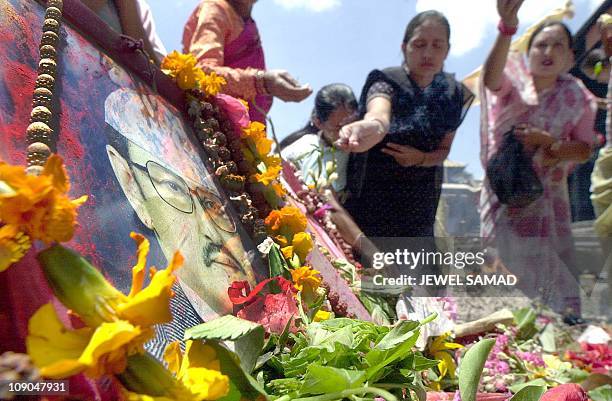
[
  {"xmin": 498, "ymin": 19, "xmax": 518, "ymax": 36},
  {"xmin": 255, "ymin": 70, "xmax": 269, "ymax": 95},
  {"xmin": 549, "ymin": 141, "xmax": 563, "ymax": 158}
]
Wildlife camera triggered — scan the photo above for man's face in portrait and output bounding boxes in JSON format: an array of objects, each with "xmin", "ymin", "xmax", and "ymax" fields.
[{"xmin": 107, "ymin": 138, "xmax": 256, "ymax": 317}]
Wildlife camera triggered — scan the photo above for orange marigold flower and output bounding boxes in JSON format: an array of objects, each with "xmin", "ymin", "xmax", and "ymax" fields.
[
  {"xmin": 0, "ymin": 155, "xmax": 87, "ymax": 244},
  {"xmin": 241, "ymin": 122, "xmax": 272, "ymax": 157},
  {"xmin": 270, "ymin": 182, "xmax": 287, "ymax": 198},
  {"xmin": 264, "ymin": 206, "xmax": 307, "ymax": 239},
  {"xmin": 291, "ymin": 266, "xmax": 321, "ymax": 301},
  {"xmin": 161, "ymin": 51, "xmax": 206, "ymax": 91},
  {"xmin": 200, "ymin": 72, "xmax": 226, "ymax": 96},
  {"xmin": 0, "ymin": 225, "xmax": 31, "ymax": 272}
]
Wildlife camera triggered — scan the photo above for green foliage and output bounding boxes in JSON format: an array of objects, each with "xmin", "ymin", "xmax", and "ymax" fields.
[
  {"xmin": 509, "ymin": 385, "xmax": 546, "ymax": 401},
  {"xmin": 254, "ymin": 316, "xmax": 436, "ymax": 401},
  {"xmin": 185, "ymin": 315, "xmax": 265, "ymax": 374},
  {"xmin": 589, "ymin": 384, "xmax": 612, "ymax": 401},
  {"xmin": 458, "ymin": 338, "xmax": 496, "ymax": 401}
]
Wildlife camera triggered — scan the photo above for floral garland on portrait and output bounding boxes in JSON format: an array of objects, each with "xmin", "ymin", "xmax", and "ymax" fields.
[{"xmin": 159, "ymin": 51, "xmax": 371, "ymax": 327}]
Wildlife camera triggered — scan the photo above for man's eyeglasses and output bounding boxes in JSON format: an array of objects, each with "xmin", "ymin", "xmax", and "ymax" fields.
[{"xmin": 130, "ymin": 160, "xmax": 237, "ymax": 233}]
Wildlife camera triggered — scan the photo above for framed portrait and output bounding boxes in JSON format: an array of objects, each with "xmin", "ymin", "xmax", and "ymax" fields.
[{"xmin": 0, "ymin": 0, "xmax": 268, "ymax": 355}]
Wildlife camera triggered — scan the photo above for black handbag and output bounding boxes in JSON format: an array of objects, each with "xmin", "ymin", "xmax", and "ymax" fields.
[{"xmin": 486, "ymin": 128, "xmax": 543, "ymax": 207}]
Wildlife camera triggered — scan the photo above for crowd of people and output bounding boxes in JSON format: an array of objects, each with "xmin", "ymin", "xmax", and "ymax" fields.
[{"xmin": 89, "ymin": 0, "xmax": 606, "ymax": 318}]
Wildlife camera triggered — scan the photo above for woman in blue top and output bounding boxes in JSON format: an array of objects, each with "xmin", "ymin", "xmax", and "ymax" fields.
[{"xmin": 338, "ymin": 10, "xmax": 473, "ymax": 239}]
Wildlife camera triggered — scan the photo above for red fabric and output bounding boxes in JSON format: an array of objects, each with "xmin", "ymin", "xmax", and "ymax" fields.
[{"xmin": 0, "ymin": 249, "xmax": 53, "ymax": 353}]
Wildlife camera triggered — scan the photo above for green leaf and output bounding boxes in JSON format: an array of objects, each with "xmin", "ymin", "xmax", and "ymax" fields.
[
  {"xmin": 556, "ymin": 368, "xmax": 590, "ymax": 384},
  {"xmin": 365, "ymin": 323, "xmax": 421, "ymax": 381},
  {"xmin": 218, "ymin": 380, "xmax": 242, "ymax": 401},
  {"xmin": 458, "ymin": 338, "xmax": 496, "ymax": 401},
  {"xmin": 509, "ymin": 379, "xmax": 548, "ymax": 394},
  {"xmin": 509, "ymin": 385, "xmax": 546, "ymax": 401},
  {"xmin": 513, "ymin": 308, "xmax": 538, "ymax": 340},
  {"xmin": 207, "ymin": 341, "xmax": 269, "ymax": 400},
  {"xmin": 539, "ymin": 323, "xmax": 556, "ymax": 353},
  {"xmin": 184, "ymin": 315, "xmax": 265, "ymax": 373},
  {"xmin": 300, "ymin": 365, "xmax": 366, "ymax": 395},
  {"xmin": 269, "ymin": 243, "xmax": 290, "ymax": 280},
  {"xmin": 411, "ymin": 354, "xmax": 441, "ymax": 371},
  {"xmin": 375, "ymin": 320, "xmax": 420, "ymax": 350},
  {"xmin": 589, "ymin": 384, "xmax": 612, "ymax": 401}
]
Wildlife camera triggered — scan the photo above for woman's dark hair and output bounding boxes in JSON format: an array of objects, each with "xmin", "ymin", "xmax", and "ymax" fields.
[
  {"xmin": 527, "ymin": 21, "xmax": 574, "ymax": 52},
  {"xmin": 402, "ymin": 10, "xmax": 450, "ymax": 45},
  {"xmin": 280, "ymin": 83, "xmax": 357, "ymax": 149}
]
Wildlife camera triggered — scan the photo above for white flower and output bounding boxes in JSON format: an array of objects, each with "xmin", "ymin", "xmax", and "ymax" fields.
[{"xmin": 257, "ymin": 237, "xmax": 275, "ymax": 255}]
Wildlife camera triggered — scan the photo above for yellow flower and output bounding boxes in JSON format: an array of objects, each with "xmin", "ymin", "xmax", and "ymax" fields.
[
  {"xmin": 26, "ymin": 233, "xmax": 183, "ymax": 379},
  {"xmin": 428, "ymin": 332, "xmax": 463, "ymax": 379},
  {"xmin": 0, "ymin": 155, "xmax": 87, "ymax": 245},
  {"xmin": 161, "ymin": 51, "xmax": 206, "ymax": 91},
  {"xmin": 0, "ymin": 225, "xmax": 31, "ymax": 272},
  {"xmin": 26, "ymin": 303, "xmax": 147, "ymax": 378},
  {"xmin": 262, "ymin": 154, "xmax": 281, "ymax": 168},
  {"xmin": 291, "ymin": 266, "xmax": 321, "ymax": 301},
  {"xmin": 264, "ymin": 206, "xmax": 307, "ymax": 239},
  {"xmin": 313, "ymin": 310, "xmax": 332, "ymax": 322},
  {"xmin": 252, "ymin": 165, "xmax": 281, "ymax": 187},
  {"xmin": 163, "ymin": 340, "xmax": 230, "ymax": 400},
  {"xmin": 291, "ymin": 232, "xmax": 313, "ymax": 262},
  {"xmin": 161, "ymin": 51, "xmax": 194, "ymax": 74},
  {"xmin": 241, "ymin": 122, "xmax": 273, "ymax": 157},
  {"xmin": 200, "ymin": 72, "xmax": 226, "ymax": 96}
]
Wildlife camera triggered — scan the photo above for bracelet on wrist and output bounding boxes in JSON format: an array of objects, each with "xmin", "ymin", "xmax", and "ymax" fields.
[
  {"xmin": 497, "ymin": 19, "xmax": 518, "ymax": 36},
  {"xmin": 255, "ymin": 70, "xmax": 269, "ymax": 95}
]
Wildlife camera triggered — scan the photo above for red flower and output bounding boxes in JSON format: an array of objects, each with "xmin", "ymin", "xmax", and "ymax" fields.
[
  {"xmin": 228, "ymin": 278, "xmax": 298, "ymax": 334},
  {"xmin": 215, "ymin": 94, "xmax": 250, "ymax": 130},
  {"xmin": 565, "ymin": 342, "xmax": 612, "ymax": 373},
  {"xmin": 540, "ymin": 384, "xmax": 587, "ymax": 401}
]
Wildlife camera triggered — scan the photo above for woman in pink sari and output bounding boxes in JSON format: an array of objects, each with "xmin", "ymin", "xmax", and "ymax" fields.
[
  {"xmin": 480, "ymin": 0, "xmax": 597, "ymax": 316},
  {"xmin": 183, "ymin": 0, "xmax": 311, "ymax": 123}
]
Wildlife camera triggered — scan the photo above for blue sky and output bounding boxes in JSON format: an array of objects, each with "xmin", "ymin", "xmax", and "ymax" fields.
[{"xmin": 148, "ymin": 0, "xmax": 603, "ymax": 179}]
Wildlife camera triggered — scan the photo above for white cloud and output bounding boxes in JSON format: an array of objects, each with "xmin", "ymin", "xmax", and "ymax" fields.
[
  {"xmin": 415, "ymin": 0, "xmax": 588, "ymax": 57},
  {"xmin": 272, "ymin": 0, "xmax": 340, "ymax": 12}
]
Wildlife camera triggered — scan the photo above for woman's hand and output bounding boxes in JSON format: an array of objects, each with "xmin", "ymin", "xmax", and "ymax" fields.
[
  {"xmin": 381, "ymin": 143, "xmax": 425, "ymax": 167},
  {"xmin": 515, "ymin": 125, "xmax": 556, "ymax": 148},
  {"xmin": 336, "ymin": 119, "xmax": 386, "ymax": 153},
  {"xmin": 497, "ymin": 0, "xmax": 524, "ymax": 27}
]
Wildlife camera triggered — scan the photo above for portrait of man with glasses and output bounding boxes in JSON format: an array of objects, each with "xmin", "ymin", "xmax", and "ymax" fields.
[{"xmin": 103, "ymin": 77, "xmax": 263, "ymax": 325}]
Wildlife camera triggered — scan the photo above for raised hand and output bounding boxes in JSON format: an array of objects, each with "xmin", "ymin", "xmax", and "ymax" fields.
[
  {"xmin": 335, "ymin": 120, "xmax": 386, "ymax": 153},
  {"xmin": 497, "ymin": 0, "xmax": 524, "ymax": 27},
  {"xmin": 264, "ymin": 70, "xmax": 312, "ymax": 102},
  {"xmin": 514, "ymin": 124, "xmax": 555, "ymax": 147}
]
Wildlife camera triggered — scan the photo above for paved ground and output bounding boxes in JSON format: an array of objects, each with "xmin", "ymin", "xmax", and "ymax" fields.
[{"xmin": 452, "ymin": 220, "xmax": 610, "ymax": 324}]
